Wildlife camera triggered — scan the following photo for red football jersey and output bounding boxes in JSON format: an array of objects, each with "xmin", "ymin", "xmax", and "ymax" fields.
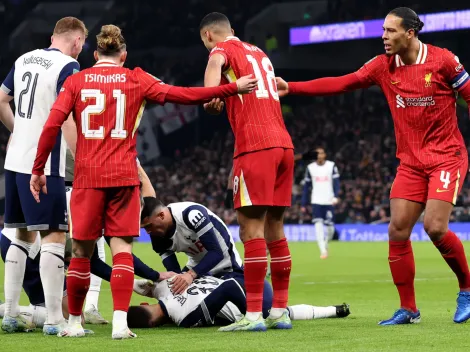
[
  {"xmin": 355, "ymin": 41, "xmax": 469, "ymax": 168},
  {"xmin": 209, "ymin": 36, "xmax": 293, "ymax": 157},
  {"xmin": 53, "ymin": 60, "xmax": 170, "ymax": 188}
]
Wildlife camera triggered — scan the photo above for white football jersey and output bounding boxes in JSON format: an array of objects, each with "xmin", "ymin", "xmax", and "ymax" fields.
[
  {"xmin": 158, "ymin": 202, "xmax": 243, "ymax": 276},
  {"xmin": 1, "ymin": 228, "xmax": 41, "ymax": 260},
  {"xmin": 304, "ymin": 160, "xmax": 339, "ymax": 205},
  {"xmin": 1, "ymin": 48, "xmax": 79, "ymax": 176},
  {"xmin": 153, "ymin": 276, "xmax": 242, "ymax": 326}
]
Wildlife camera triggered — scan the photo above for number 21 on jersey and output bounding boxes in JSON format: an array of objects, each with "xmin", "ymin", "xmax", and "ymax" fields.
[
  {"xmin": 246, "ymin": 55, "xmax": 279, "ymax": 101},
  {"xmin": 81, "ymin": 89, "xmax": 127, "ymax": 139}
]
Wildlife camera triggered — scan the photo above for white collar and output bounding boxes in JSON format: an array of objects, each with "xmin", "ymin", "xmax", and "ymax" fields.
[
  {"xmin": 224, "ymin": 36, "xmax": 240, "ymax": 42},
  {"xmin": 395, "ymin": 41, "xmax": 428, "ymax": 67},
  {"xmin": 94, "ymin": 60, "xmax": 119, "ymax": 67}
]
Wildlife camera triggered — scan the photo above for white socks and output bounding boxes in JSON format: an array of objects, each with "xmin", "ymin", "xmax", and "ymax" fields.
[
  {"xmin": 68, "ymin": 314, "xmax": 82, "ymax": 325},
  {"xmin": 40, "ymin": 243, "xmax": 65, "ymax": 325},
  {"xmin": 85, "ymin": 237, "xmax": 105, "ymax": 311},
  {"xmin": 326, "ymin": 225, "xmax": 335, "ymax": 245},
  {"xmin": 287, "ymin": 304, "xmax": 337, "ymax": 320},
  {"xmin": 314, "ymin": 222, "xmax": 327, "ymax": 255},
  {"xmin": 268, "ymin": 308, "xmax": 286, "ymax": 320},
  {"xmin": 4, "ymin": 238, "xmax": 31, "ymax": 317},
  {"xmin": 112, "ymin": 310, "xmax": 128, "ymax": 332},
  {"xmin": 245, "ymin": 311, "xmax": 262, "ymax": 322}
]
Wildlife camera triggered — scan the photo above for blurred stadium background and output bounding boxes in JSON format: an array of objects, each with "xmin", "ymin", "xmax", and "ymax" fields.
[{"xmin": 2, "ymin": 1, "xmax": 470, "ymax": 351}]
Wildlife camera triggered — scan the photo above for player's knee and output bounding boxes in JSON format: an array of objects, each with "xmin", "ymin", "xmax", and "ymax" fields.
[
  {"xmin": 40, "ymin": 230, "xmax": 66, "ymax": 245},
  {"xmin": 109, "ymin": 236, "xmax": 133, "ymax": 256},
  {"xmin": 388, "ymin": 221, "xmax": 412, "ymax": 241},
  {"xmin": 423, "ymin": 219, "xmax": 447, "ymax": 241}
]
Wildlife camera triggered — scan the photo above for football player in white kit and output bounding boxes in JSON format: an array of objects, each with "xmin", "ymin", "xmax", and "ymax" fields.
[
  {"xmin": 140, "ymin": 197, "xmax": 243, "ymax": 295},
  {"xmin": 0, "ymin": 17, "xmax": 87, "ymax": 334},
  {"xmin": 128, "ymin": 276, "xmax": 350, "ymax": 328},
  {"xmin": 301, "ymin": 147, "xmax": 340, "ymax": 259}
]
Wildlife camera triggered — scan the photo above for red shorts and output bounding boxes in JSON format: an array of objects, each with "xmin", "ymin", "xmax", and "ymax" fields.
[
  {"xmin": 70, "ymin": 186, "xmax": 141, "ymax": 241},
  {"xmin": 232, "ymin": 148, "xmax": 294, "ymax": 209},
  {"xmin": 390, "ymin": 158, "xmax": 468, "ymax": 205}
]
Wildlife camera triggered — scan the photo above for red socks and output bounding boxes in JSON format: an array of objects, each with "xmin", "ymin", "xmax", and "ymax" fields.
[
  {"xmin": 243, "ymin": 238, "xmax": 268, "ymax": 313},
  {"xmin": 111, "ymin": 252, "xmax": 134, "ymax": 312},
  {"xmin": 268, "ymin": 238, "xmax": 292, "ymax": 309},
  {"xmin": 67, "ymin": 258, "xmax": 91, "ymax": 316},
  {"xmin": 389, "ymin": 240, "xmax": 417, "ymax": 312},
  {"xmin": 433, "ymin": 230, "xmax": 470, "ymax": 290}
]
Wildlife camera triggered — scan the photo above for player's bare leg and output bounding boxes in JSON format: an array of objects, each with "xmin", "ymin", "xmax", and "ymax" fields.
[
  {"xmin": 264, "ymin": 206, "xmax": 292, "ymax": 329},
  {"xmin": 40, "ymin": 230, "xmax": 68, "ymax": 335},
  {"xmin": 379, "ymin": 198, "xmax": 423, "ymax": 326},
  {"xmin": 2, "ymin": 229, "xmax": 38, "ymax": 333},
  {"xmin": 109, "ymin": 236, "xmax": 137, "ymax": 339},
  {"xmin": 219, "ymin": 206, "xmax": 268, "ymax": 332},
  {"xmin": 424, "ymin": 199, "xmax": 470, "ymax": 323},
  {"xmin": 59, "ymin": 239, "xmax": 96, "ymax": 338}
]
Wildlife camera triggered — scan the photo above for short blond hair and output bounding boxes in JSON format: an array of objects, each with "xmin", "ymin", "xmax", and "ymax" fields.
[
  {"xmin": 53, "ymin": 17, "xmax": 88, "ymax": 37},
  {"xmin": 96, "ymin": 25, "xmax": 126, "ymax": 55}
]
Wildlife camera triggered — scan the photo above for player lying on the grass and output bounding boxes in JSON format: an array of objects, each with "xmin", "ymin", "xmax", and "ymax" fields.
[
  {"xmin": 0, "ymin": 227, "xmax": 174, "ymax": 329},
  {"xmin": 140, "ymin": 196, "xmax": 243, "ymax": 294},
  {"xmin": 127, "ymin": 275, "xmax": 350, "ymax": 328},
  {"xmin": 276, "ymin": 7, "xmax": 470, "ymax": 326}
]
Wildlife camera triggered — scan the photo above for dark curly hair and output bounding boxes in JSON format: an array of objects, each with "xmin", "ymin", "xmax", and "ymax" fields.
[{"xmin": 388, "ymin": 7, "xmax": 424, "ymax": 35}]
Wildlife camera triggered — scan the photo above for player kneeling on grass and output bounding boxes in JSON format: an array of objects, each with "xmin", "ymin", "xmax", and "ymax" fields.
[
  {"xmin": 141, "ymin": 197, "xmax": 244, "ymax": 292},
  {"xmin": 128, "ymin": 276, "xmax": 350, "ymax": 328}
]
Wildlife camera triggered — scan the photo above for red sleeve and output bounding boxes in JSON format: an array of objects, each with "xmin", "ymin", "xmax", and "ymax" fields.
[
  {"xmin": 164, "ymin": 83, "xmax": 238, "ymax": 105},
  {"xmin": 288, "ymin": 73, "xmax": 371, "ymax": 96},
  {"xmin": 354, "ymin": 55, "xmax": 385, "ymax": 85},
  {"xmin": 52, "ymin": 76, "xmax": 77, "ymax": 115},
  {"xmin": 441, "ymin": 49, "xmax": 470, "ymax": 92},
  {"xmin": 136, "ymin": 68, "xmax": 171, "ymax": 105},
  {"xmin": 209, "ymin": 44, "xmax": 229, "ymax": 71},
  {"xmin": 32, "ymin": 109, "xmax": 69, "ymax": 176}
]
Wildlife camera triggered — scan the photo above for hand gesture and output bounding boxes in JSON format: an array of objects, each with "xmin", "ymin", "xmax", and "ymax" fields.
[
  {"xmin": 236, "ymin": 74, "xmax": 258, "ymax": 94},
  {"xmin": 204, "ymin": 98, "xmax": 225, "ymax": 115},
  {"xmin": 275, "ymin": 77, "xmax": 289, "ymax": 97},
  {"xmin": 170, "ymin": 272, "xmax": 194, "ymax": 295},
  {"xmin": 30, "ymin": 174, "xmax": 47, "ymax": 203},
  {"xmin": 158, "ymin": 271, "xmax": 177, "ymax": 282}
]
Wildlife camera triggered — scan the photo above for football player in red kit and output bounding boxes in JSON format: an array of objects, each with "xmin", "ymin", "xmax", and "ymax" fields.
[
  {"xmin": 30, "ymin": 24, "xmax": 257, "ymax": 339},
  {"xmin": 276, "ymin": 7, "xmax": 470, "ymax": 325},
  {"xmin": 199, "ymin": 13, "xmax": 294, "ymax": 332}
]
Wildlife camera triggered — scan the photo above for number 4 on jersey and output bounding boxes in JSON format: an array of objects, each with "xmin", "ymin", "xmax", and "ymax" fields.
[
  {"xmin": 81, "ymin": 89, "xmax": 127, "ymax": 139},
  {"xmin": 246, "ymin": 55, "xmax": 279, "ymax": 101}
]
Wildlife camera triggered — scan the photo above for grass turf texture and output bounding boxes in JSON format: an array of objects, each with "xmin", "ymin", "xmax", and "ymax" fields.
[{"xmin": 1, "ymin": 241, "xmax": 470, "ymax": 351}]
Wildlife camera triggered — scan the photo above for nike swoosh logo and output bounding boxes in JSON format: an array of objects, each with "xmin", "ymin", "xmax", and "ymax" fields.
[
  {"xmin": 391, "ymin": 81, "xmax": 400, "ymax": 85},
  {"xmin": 388, "ymin": 258, "xmax": 401, "ymax": 263},
  {"xmin": 436, "ymin": 189, "xmax": 450, "ymax": 193}
]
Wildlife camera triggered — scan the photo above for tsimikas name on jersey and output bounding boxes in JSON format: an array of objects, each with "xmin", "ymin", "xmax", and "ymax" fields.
[
  {"xmin": 85, "ymin": 73, "xmax": 126, "ymax": 83},
  {"xmin": 396, "ymin": 95, "xmax": 436, "ymax": 108},
  {"xmin": 23, "ymin": 55, "xmax": 53, "ymax": 70}
]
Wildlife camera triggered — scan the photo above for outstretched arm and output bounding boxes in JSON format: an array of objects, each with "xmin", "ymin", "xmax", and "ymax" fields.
[{"xmin": 277, "ymin": 73, "xmax": 372, "ymax": 97}]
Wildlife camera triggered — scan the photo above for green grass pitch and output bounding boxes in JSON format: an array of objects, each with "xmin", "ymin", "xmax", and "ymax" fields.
[{"xmin": 2, "ymin": 241, "xmax": 470, "ymax": 351}]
